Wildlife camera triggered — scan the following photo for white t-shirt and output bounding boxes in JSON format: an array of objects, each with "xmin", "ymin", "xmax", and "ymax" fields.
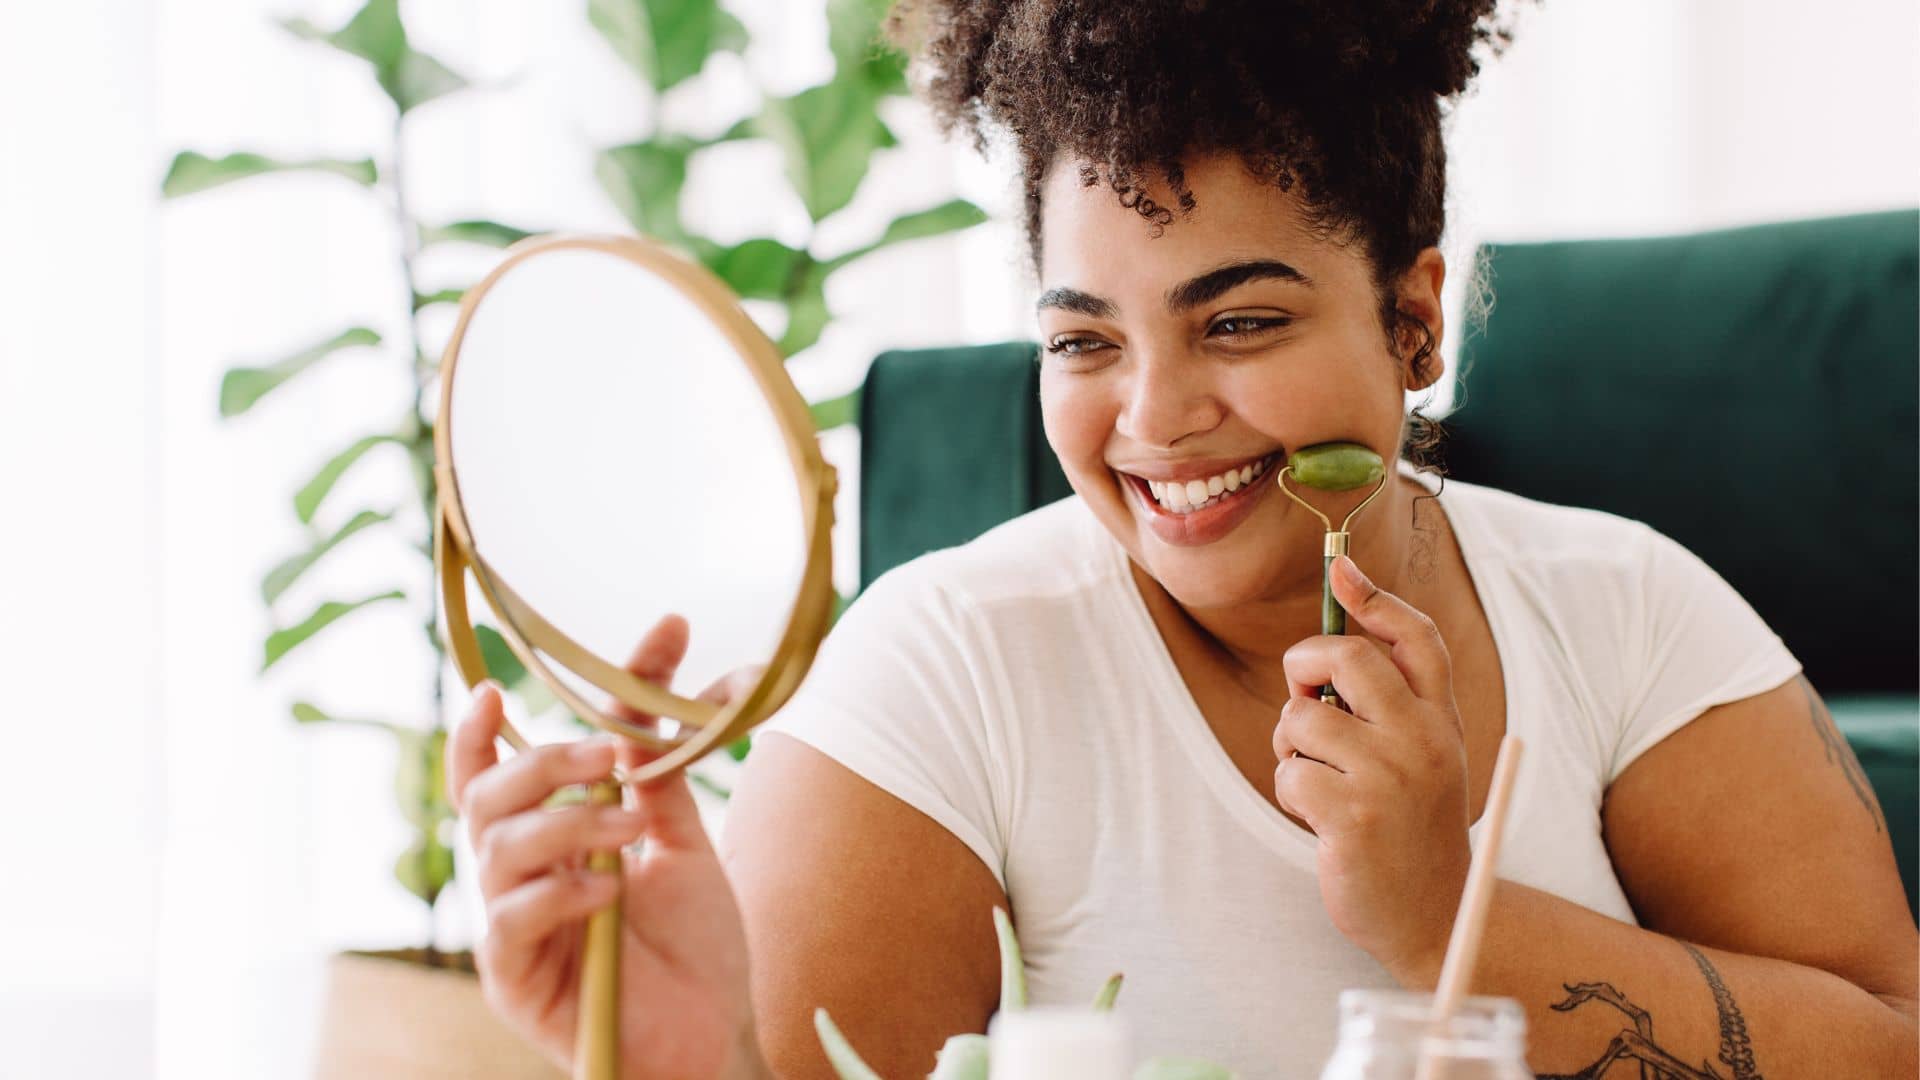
[{"xmin": 754, "ymin": 470, "xmax": 1801, "ymax": 1078}]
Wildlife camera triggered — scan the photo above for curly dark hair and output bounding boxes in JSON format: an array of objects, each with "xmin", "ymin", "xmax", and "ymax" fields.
[{"xmin": 888, "ymin": 0, "xmax": 1517, "ymax": 466}]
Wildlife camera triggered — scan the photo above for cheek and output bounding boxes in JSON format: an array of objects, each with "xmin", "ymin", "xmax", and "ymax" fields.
[
  {"xmin": 1225, "ymin": 338, "xmax": 1404, "ymax": 446},
  {"xmin": 1038, "ymin": 368, "xmax": 1117, "ymax": 474}
]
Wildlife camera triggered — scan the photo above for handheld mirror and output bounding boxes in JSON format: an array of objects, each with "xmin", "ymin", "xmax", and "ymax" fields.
[{"xmin": 432, "ymin": 233, "xmax": 837, "ymax": 1079}]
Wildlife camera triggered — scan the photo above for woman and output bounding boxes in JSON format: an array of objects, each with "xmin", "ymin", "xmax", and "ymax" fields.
[{"xmin": 445, "ymin": 2, "xmax": 1919, "ymax": 1077}]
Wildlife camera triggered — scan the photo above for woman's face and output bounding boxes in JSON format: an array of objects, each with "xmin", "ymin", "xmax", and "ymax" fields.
[{"xmin": 1035, "ymin": 151, "xmax": 1441, "ymax": 610}]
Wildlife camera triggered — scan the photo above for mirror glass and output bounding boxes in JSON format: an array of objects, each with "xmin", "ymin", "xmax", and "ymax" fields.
[{"xmin": 446, "ymin": 246, "xmax": 807, "ymax": 745}]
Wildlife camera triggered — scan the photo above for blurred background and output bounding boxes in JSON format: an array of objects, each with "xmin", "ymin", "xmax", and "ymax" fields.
[{"xmin": 0, "ymin": 0, "xmax": 1913, "ymax": 1076}]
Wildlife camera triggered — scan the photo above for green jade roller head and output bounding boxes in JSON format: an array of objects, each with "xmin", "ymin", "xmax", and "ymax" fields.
[{"xmin": 1276, "ymin": 441, "xmax": 1390, "ymax": 711}]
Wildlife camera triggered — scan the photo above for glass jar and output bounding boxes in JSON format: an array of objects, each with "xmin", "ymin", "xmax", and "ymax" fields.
[
  {"xmin": 1318, "ymin": 990, "xmax": 1531, "ymax": 1080},
  {"xmin": 989, "ymin": 1006, "xmax": 1131, "ymax": 1080}
]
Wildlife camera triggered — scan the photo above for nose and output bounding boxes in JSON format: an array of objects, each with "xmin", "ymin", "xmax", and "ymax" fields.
[{"xmin": 1114, "ymin": 346, "xmax": 1224, "ymax": 450}]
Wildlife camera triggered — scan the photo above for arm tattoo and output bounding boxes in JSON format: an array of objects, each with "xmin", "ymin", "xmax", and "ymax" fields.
[
  {"xmin": 1798, "ymin": 676, "xmax": 1885, "ymax": 833},
  {"xmin": 1535, "ymin": 945, "xmax": 1764, "ymax": 1080},
  {"xmin": 1684, "ymin": 943, "xmax": 1760, "ymax": 1080}
]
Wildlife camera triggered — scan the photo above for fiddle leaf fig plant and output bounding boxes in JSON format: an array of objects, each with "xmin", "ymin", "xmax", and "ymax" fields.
[
  {"xmin": 161, "ymin": 0, "xmax": 985, "ymax": 952},
  {"xmin": 815, "ymin": 909, "xmax": 1238, "ymax": 1080}
]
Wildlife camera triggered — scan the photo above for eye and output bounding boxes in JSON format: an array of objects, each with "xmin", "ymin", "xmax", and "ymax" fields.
[
  {"xmin": 1044, "ymin": 336, "xmax": 1111, "ymax": 357},
  {"xmin": 1208, "ymin": 314, "xmax": 1291, "ymax": 338}
]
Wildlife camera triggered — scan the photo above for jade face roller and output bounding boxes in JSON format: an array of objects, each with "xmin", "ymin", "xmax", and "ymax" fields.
[{"xmin": 1275, "ymin": 441, "xmax": 1390, "ymax": 711}]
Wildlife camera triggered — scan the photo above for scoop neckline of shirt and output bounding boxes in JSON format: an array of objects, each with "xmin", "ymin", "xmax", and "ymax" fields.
[{"xmin": 1100, "ymin": 464, "xmax": 1523, "ymax": 870}]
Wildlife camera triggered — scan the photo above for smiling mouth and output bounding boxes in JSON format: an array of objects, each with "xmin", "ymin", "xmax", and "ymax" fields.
[{"xmin": 1120, "ymin": 452, "xmax": 1281, "ymax": 515}]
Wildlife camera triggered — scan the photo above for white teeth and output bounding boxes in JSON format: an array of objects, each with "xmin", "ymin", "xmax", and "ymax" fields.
[{"xmin": 1138, "ymin": 455, "xmax": 1278, "ymax": 514}]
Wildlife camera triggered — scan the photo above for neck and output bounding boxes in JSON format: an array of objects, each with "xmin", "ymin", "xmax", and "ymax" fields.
[{"xmin": 1131, "ymin": 475, "xmax": 1432, "ymax": 704}]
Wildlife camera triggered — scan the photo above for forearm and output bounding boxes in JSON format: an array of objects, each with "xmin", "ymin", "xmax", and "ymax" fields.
[{"xmin": 1393, "ymin": 881, "xmax": 1918, "ymax": 1078}]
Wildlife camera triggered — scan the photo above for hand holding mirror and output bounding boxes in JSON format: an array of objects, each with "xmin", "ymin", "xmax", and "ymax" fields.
[{"xmin": 434, "ymin": 233, "xmax": 836, "ymax": 1079}]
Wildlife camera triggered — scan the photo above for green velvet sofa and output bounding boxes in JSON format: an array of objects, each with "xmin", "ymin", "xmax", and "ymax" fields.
[{"xmin": 853, "ymin": 209, "xmax": 1919, "ymax": 918}]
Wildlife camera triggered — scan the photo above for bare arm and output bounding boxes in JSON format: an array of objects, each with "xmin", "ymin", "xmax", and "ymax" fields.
[
  {"xmin": 721, "ymin": 732, "xmax": 1007, "ymax": 1078},
  {"xmin": 1398, "ymin": 677, "xmax": 1917, "ymax": 1077}
]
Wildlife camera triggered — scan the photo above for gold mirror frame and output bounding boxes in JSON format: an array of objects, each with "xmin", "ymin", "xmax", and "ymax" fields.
[{"xmin": 433, "ymin": 232, "xmax": 838, "ymax": 783}]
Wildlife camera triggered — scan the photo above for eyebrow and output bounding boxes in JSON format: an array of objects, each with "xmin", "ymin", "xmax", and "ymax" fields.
[{"xmin": 1035, "ymin": 258, "xmax": 1314, "ymax": 318}]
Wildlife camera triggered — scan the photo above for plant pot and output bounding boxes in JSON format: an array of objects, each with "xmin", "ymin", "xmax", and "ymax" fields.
[{"xmin": 311, "ymin": 949, "xmax": 562, "ymax": 1079}]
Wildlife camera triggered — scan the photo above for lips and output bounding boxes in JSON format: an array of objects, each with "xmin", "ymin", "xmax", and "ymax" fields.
[{"xmin": 1116, "ymin": 456, "xmax": 1278, "ymax": 548}]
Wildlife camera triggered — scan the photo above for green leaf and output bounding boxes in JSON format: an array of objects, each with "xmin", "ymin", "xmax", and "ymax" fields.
[
  {"xmin": 687, "ymin": 771, "xmax": 732, "ymax": 800},
  {"xmin": 596, "ymin": 138, "xmax": 695, "ymax": 240},
  {"xmin": 825, "ymin": 198, "xmax": 989, "ymax": 273},
  {"xmin": 394, "ymin": 829, "xmax": 455, "ymax": 906},
  {"xmin": 994, "ymin": 906, "xmax": 1026, "ymax": 1010},
  {"xmin": 419, "ymin": 219, "xmax": 536, "ymax": 249},
  {"xmin": 296, "ymin": 434, "xmax": 399, "ymax": 524},
  {"xmin": 472, "ymin": 623, "xmax": 530, "ymax": 690},
  {"xmin": 928, "ymin": 1034, "xmax": 990, "ymax": 1080},
  {"xmin": 589, "ymin": 0, "xmax": 748, "ymax": 93},
  {"xmin": 161, "ymin": 151, "xmax": 377, "ymax": 198},
  {"xmin": 826, "ymin": 0, "xmax": 908, "ymax": 97},
  {"xmin": 291, "ymin": 700, "xmax": 405, "ymax": 735},
  {"xmin": 701, "ymin": 237, "xmax": 807, "ymax": 301},
  {"xmin": 219, "ymin": 327, "xmax": 382, "ymax": 418},
  {"xmin": 261, "ymin": 508, "xmax": 392, "ymax": 604},
  {"xmin": 813, "ymin": 1009, "xmax": 885, "ymax": 1080},
  {"xmin": 395, "ymin": 728, "xmax": 450, "ymax": 831},
  {"xmin": 757, "ymin": 77, "xmax": 894, "ymax": 222},
  {"xmin": 389, "ymin": 49, "xmax": 468, "ymax": 113},
  {"xmin": 726, "ymin": 735, "xmax": 752, "ymax": 762},
  {"xmin": 412, "ymin": 287, "xmax": 466, "ymax": 311},
  {"xmin": 281, "ymin": 0, "xmax": 468, "ymax": 114},
  {"xmin": 263, "ymin": 589, "xmax": 406, "ymax": 670},
  {"xmin": 1092, "ymin": 972, "xmax": 1124, "ymax": 1011},
  {"xmin": 777, "ymin": 272, "xmax": 832, "ymax": 357},
  {"xmin": 473, "ymin": 625, "xmax": 559, "ymax": 714},
  {"xmin": 807, "ymin": 390, "xmax": 859, "ymax": 432}
]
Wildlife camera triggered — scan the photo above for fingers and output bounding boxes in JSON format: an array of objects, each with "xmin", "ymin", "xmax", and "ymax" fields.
[
  {"xmin": 1326, "ymin": 556, "xmax": 1453, "ymax": 703},
  {"xmin": 1283, "ymin": 632, "xmax": 1418, "ymax": 721},
  {"xmin": 477, "ymin": 802, "xmax": 648, "ymax": 900},
  {"xmin": 1273, "ymin": 753, "xmax": 1344, "ymax": 833},
  {"xmin": 447, "ymin": 681, "xmax": 506, "ymax": 815},
  {"xmin": 480, "ymin": 867, "xmax": 621, "ymax": 989},
  {"xmin": 625, "ymin": 771, "xmax": 715, "ymax": 856},
  {"xmin": 607, "ymin": 615, "xmax": 692, "ymax": 729},
  {"xmin": 699, "ymin": 664, "xmax": 766, "ymax": 707},
  {"xmin": 462, "ymin": 736, "xmax": 621, "ymax": 840},
  {"xmin": 1271, "ymin": 696, "xmax": 1379, "ymax": 772}
]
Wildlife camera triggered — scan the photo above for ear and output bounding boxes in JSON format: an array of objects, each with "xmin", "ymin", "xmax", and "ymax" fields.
[{"xmin": 1393, "ymin": 247, "xmax": 1447, "ymax": 392}]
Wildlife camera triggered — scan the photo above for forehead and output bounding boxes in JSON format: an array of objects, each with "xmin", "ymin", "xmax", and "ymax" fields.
[{"xmin": 1036, "ymin": 151, "xmax": 1364, "ymax": 297}]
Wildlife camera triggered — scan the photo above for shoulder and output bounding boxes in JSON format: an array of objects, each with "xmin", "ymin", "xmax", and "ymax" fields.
[
  {"xmin": 855, "ymin": 494, "xmax": 1124, "ymax": 623},
  {"xmin": 1439, "ymin": 477, "xmax": 1667, "ymax": 572}
]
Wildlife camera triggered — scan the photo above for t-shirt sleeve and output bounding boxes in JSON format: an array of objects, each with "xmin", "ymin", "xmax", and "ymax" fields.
[
  {"xmin": 752, "ymin": 562, "xmax": 1011, "ymax": 889},
  {"xmin": 1609, "ymin": 525, "xmax": 1803, "ymax": 782}
]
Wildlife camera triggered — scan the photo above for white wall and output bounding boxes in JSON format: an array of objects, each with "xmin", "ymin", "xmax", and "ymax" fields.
[
  {"xmin": 0, "ymin": 2, "xmax": 1912, "ymax": 1078},
  {"xmin": 0, "ymin": 1, "xmax": 161, "ymax": 1076}
]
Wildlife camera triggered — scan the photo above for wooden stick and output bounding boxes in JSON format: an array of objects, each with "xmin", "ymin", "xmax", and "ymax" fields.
[
  {"xmin": 574, "ymin": 778, "xmax": 623, "ymax": 1080},
  {"xmin": 1417, "ymin": 735, "xmax": 1524, "ymax": 1079}
]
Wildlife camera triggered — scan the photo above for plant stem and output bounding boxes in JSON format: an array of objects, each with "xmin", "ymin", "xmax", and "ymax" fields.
[{"xmin": 389, "ymin": 110, "xmax": 451, "ymax": 955}]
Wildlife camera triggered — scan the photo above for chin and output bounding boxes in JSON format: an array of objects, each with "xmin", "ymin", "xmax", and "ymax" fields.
[{"xmin": 1133, "ymin": 549, "xmax": 1278, "ymax": 611}]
